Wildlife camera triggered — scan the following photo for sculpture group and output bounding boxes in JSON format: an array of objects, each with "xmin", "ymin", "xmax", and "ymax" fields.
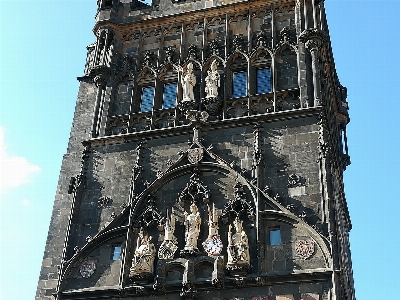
[{"xmin": 129, "ymin": 201, "xmax": 250, "ymax": 280}]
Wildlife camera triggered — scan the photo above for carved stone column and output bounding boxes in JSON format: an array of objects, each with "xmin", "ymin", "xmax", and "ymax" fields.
[
  {"xmin": 91, "ymin": 66, "xmax": 111, "ymax": 137},
  {"xmin": 299, "ymin": 29, "xmax": 326, "ymax": 106}
]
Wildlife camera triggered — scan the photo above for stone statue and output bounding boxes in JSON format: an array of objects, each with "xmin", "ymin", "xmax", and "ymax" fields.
[
  {"xmin": 130, "ymin": 228, "xmax": 156, "ymax": 276},
  {"xmin": 158, "ymin": 210, "xmax": 178, "ymax": 260},
  {"xmin": 205, "ymin": 60, "xmax": 220, "ymax": 98},
  {"xmin": 227, "ymin": 218, "xmax": 249, "ymax": 265},
  {"xmin": 184, "ymin": 203, "xmax": 201, "ymax": 250},
  {"xmin": 181, "ymin": 62, "xmax": 196, "ymax": 102}
]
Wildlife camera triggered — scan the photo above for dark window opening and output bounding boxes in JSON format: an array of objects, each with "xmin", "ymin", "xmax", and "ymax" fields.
[
  {"xmin": 141, "ymin": 86, "xmax": 155, "ymax": 112},
  {"xmin": 269, "ymin": 229, "xmax": 281, "ymax": 245},
  {"xmin": 233, "ymin": 71, "xmax": 247, "ymax": 98},
  {"xmin": 111, "ymin": 245, "xmax": 122, "ymax": 260},
  {"xmin": 162, "ymin": 83, "xmax": 177, "ymax": 109},
  {"xmin": 257, "ymin": 68, "xmax": 272, "ymax": 94}
]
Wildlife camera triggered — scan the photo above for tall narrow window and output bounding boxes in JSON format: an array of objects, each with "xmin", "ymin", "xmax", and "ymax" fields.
[
  {"xmin": 269, "ymin": 229, "xmax": 281, "ymax": 245},
  {"xmin": 111, "ymin": 245, "xmax": 122, "ymax": 260},
  {"xmin": 162, "ymin": 83, "xmax": 177, "ymax": 109},
  {"xmin": 232, "ymin": 71, "xmax": 247, "ymax": 98},
  {"xmin": 140, "ymin": 86, "xmax": 155, "ymax": 112},
  {"xmin": 257, "ymin": 68, "xmax": 272, "ymax": 94}
]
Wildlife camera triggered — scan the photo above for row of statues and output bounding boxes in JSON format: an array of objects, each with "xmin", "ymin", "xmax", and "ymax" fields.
[
  {"xmin": 130, "ymin": 202, "xmax": 249, "ymax": 279},
  {"xmin": 179, "ymin": 60, "xmax": 220, "ymax": 102}
]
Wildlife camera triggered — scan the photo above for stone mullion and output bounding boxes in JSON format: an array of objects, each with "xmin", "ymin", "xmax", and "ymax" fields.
[
  {"xmin": 295, "ymin": 0, "xmax": 309, "ymax": 108},
  {"xmin": 223, "ymin": 14, "xmax": 229, "ymax": 119},
  {"xmin": 247, "ymin": 10, "xmax": 252, "ymax": 114},
  {"xmin": 271, "ymin": 6, "xmax": 277, "ymax": 112},
  {"xmin": 303, "ymin": 0, "xmax": 309, "ymax": 29},
  {"xmin": 200, "ymin": 18, "xmax": 207, "ymax": 102},
  {"xmin": 311, "ymin": 0, "xmax": 318, "ymax": 29}
]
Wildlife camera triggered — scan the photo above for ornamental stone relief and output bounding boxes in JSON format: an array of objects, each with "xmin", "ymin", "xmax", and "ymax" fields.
[
  {"xmin": 295, "ymin": 239, "xmax": 315, "ymax": 260},
  {"xmin": 80, "ymin": 259, "xmax": 96, "ymax": 278}
]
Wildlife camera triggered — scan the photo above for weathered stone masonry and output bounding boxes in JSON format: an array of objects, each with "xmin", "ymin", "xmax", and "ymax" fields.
[{"xmin": 37, "ymin": 0, "xmax": 355, "ymax": 300}]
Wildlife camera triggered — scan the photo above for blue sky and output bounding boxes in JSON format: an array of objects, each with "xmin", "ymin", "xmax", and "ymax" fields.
[{"xmin": 0, "ymin": 0, "xmax": 399, "ymax": 299}]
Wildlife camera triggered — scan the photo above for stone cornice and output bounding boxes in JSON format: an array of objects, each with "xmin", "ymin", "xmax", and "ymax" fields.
[
  {"xmin": 87, "ymin": 106, "xmax": 322, "ymax": 147},
  {"xmin": 93, "ymin": 0, "xmax": 295, "ymax": 35}
]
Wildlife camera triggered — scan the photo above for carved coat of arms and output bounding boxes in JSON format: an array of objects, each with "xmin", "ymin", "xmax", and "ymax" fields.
[
  {"xmin": 80, "ymin": 260, "xmax": 96, "ymax": 278},
  {"xmin": 158, "ymin": 240, "xmax": 178, "ymax": 260},
  {"xmin": 187, "ymin": 148, "xmax": 203, "ymax": 164},
  {"xmin": 295, "ymin": 239, "xmax": 315, "ymax": 260}
]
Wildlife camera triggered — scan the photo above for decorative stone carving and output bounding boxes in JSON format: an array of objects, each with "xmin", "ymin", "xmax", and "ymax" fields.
[
  {"xmin": 143, "ymin": 51, "xmax": 154, "ymax": 67},
  {"xmin": 181, "ymin": 203, "xmax": 201, "ymax": 256},
  {"xmin": 232, "ymin": 35, "xmax": 244, "ymax": 52},
  {"xmin": 180, "ymin": 281, "xmax": 198, "ymax": 300},
  {"xmin": 226, "ymin": 218, "xmax": 250, "ymax": 274},
  {"xmin": 288, "ymin": 174, "xmax": 301, "ymax": 187},
  {"xmin": 221, "ymin": 182, "xmax": 254, "ymax": 222},
  {"xmin": 187, "ymin": 148, "xmax": 204, "ymax": 164},
  {"xmin": 158, "ymin": 210, "xmax": 178, "ymax": 259},
  {"xmin": 165, "ymin": 46, "xmax": 174, "ymax": 63},
  {"xmin": 295, "ymin": 239, "xmax": 315, "ymax": 260},
  {"xmin": 80, "ymin": 260, "xmax": 96, "ymax": 278},
  {"xmin": 98, "ymin": 196, "xmax": 112, "ymax": 209},
  {"xmin": 209, "ymin": 39, "xmax": 219, "ymax": 56},
  {"xmin": 130, "ymin": 228, "xmax": 156, "ymax": 281},
  {"xmin": 187, "ymin": 44, "xmax": 197, "ymax": 60},
  {"xmin": 279, "ymin": 27, "xmax": 291, "ymax": 44},
  {"xmin": 178, "ymin": 173, "xmax": 211, "ymax": 205},
  {"xmin": 202, "ymin": 204, "xmax": 223, "ymax": 256},
  {"xmin": 255, "ymin": 31, "xmax": 267, "ymax": 48}
]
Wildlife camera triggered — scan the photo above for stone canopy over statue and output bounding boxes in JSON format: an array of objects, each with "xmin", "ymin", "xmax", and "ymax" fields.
[{"xmin": 129, "ymin": 228, "xmax": 156, "ymax": 281}]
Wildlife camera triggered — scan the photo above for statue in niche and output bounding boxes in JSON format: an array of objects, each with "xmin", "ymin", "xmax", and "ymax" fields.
[
  {"xmin": 130, "ymin": 228, "xmax": 156, "ymax": 278},
  {"xmin": 158, "ymin": 210, "xmax": 178, "ymax": 260},
  {"xmin": 184, "ymin": 202, "xmax": 201, "ymax": 250},
  {"xmin": 205, "ymin": 60, "xmax": 220, "ymax": 99},
  {"xmin": 181, "ymin": 62, "xmax": 196, "ymax": 102},
  {"xmin": 202, "ymin": 203, "xmax": 223, "ymax": 256},
  {"xmin": 227, "ymin": 218, "xmax": 249, "ymax": 265}
]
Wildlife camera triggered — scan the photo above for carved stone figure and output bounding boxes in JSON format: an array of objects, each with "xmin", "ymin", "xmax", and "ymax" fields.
[
  {"xmin": 205, "ymin": 60, "xmax": 220, "ymax": 99},
  {"xmin": 227, "ymin": 218, "xmax": 249, "ymax": 265},
  {"xmin": 181, "ymin": 62, "xmax": 196, "ymax": 102},
  {"xmin": 130, "ymin": 228, "xmax": 156, "ymax": 278},
  {"xmin": 158, "ymin": 210, "xmax": 178, "ymax": 259},
  {"xmin": 184, "ymin": 203, "xmax": 201, "ymax": 250}
]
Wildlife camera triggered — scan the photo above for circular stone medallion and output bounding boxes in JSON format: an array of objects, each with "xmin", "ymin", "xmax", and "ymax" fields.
[{"xmin": 80, "ymin": 260, "xmax": 96, "ymax": 278}]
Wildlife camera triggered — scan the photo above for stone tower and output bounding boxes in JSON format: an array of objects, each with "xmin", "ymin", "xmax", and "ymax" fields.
[{"xmin": 36, "ymin": 0, "xmax": 355, "ymax": 299}]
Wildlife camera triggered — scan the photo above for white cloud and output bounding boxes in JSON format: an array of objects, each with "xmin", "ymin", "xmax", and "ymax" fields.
[
  {"xmin": 0, "ymin": 127, "xmax": 41, "ymax": 193},
  {"xmin": 22, "ymin": 199, "xmax": 30, "ymax": 206}
]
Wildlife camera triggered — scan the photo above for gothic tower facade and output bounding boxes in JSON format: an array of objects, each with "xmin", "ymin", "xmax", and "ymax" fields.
[{"xmin": 36, "ymin": 0, "xmax": 355, "ymax": 300}]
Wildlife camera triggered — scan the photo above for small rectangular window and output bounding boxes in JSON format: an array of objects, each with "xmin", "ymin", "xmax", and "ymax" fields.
[
  {"xmin": 111, "ymin": 245, "xmax": 122, "ymax": 260},
  {"xmin": 140, "ymin": 87, "xmax": 155, "ymax": 112},
  {"xmin": 257, "ymin": 68, "xmax": 272, "ymax": 94},
  {"xmin": 269, "ymin": 229, "xmax": 281, "ymax": 245},
  {"xmin": 162, "ymin": 83, "xmax": 177, "ymax": 109},
  {"xmin": 233, "ymin": 71, "xmax": 247, "ymax": 98}
]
